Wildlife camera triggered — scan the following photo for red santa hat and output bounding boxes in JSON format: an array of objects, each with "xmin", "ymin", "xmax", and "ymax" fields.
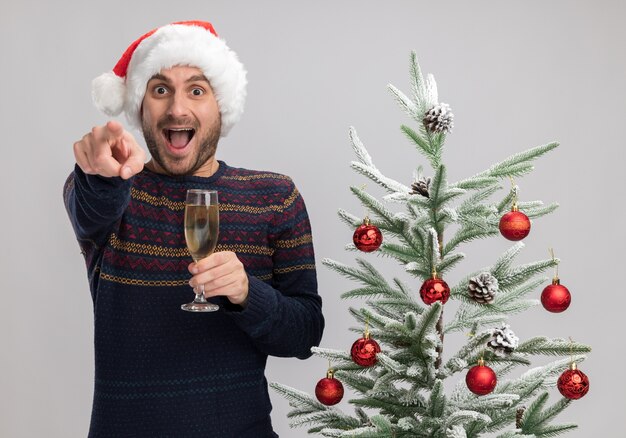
[{"xmin": 91, "ymin": 20, "xmax": 247, "ymax": 137}]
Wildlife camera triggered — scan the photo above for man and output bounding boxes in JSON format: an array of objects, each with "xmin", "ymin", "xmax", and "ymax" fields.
[{"xmin": 64, "ymin": 21, "xmax": 324, "ymax": 437}]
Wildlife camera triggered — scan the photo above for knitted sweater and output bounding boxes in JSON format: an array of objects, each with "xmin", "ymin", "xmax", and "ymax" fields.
[{"xmin": 63, "ymin": 161, "xmax": 324, "ymax": 437}]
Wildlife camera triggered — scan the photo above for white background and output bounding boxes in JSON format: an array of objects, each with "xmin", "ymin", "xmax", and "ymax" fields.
[{"xmin": 1, "ymin": 1, "xmax": 624, "ymax": 436}]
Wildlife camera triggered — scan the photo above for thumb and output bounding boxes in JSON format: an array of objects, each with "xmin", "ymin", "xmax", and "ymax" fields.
[{"xmin": 119, "ymin": 138, "xmax": 146, "ymax": 180}]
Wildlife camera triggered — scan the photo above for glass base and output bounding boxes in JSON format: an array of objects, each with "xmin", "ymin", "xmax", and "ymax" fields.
[{"xmin": 181, "ymin": 302, "xmax": 219, "ymax": 312}]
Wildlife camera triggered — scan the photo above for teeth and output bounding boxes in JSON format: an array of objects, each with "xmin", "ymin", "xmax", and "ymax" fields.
[{"xmin": 170, "ymin": 128, "xmax": 193, "ymax": 131}]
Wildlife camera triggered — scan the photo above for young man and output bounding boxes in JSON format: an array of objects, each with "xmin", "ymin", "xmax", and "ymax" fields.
[{"xmin": 64, "ymin": 21, "xmax": 324, "ymax": 437}]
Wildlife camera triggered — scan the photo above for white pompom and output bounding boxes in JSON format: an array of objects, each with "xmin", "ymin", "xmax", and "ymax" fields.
[{"xmin": 91, "ymin": 72, "xmax": 125, "ymax": 116}]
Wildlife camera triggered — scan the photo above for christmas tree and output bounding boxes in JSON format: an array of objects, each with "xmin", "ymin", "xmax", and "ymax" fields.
[{"xmin": 270, "ymin": 53, "xmax": 591, "ymax": 437}]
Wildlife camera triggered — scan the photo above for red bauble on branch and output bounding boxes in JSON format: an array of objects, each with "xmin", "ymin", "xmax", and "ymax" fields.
[
  {"xmin": 557, "ymin": 363, "xmax": 589, "ymax": 400},
  {"xmin": 315, "ymin": 369, "xmax": 344, "ymax": 406},
  {"xmin": 499, "ymin": 207, "xmax": 531, "ymax": 241},
  {"xmin": 466, "ymin": 359, "xmax": 497, "ymax": 395},
  {"xmin": 350, "ymin": 331, "xmax": 381, "ymax": 367},
  {"xmin": 353, "ymin": 217, "xmax": 383, "ymax": 252},
  {"xmin": 420, "ymin": 273, "xmax": 450, "ymax": 305},
  {"xmin": 541, "ymin": 278, "xmax": 571, "ymax": 313}
]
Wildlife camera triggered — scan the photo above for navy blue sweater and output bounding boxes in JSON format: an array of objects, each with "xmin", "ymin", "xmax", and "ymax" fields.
[{"xmin": 63, "ymin": 162, "xmax": 324, "ymax": 437}]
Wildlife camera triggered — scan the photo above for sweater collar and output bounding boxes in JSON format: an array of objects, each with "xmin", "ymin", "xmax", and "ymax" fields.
[{"xmin": 141, "ymin": 160, "xmax": 228, "ymax": 184}]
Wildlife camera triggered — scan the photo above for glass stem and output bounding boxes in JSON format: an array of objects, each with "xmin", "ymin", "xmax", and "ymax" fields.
[{"xmin": 194, "ymin": 284, "xmax": 208, "ymax": 304}]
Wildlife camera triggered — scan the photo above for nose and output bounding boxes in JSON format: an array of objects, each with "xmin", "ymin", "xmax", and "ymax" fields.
[{"xmin": 166, "ymin": 91, "xmax": 190, "ymax": 118}]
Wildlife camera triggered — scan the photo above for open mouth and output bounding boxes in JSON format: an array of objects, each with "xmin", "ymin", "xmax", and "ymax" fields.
[{"xmin": 163, "ymin": 128, "xmax": 196, "ymax": 149}]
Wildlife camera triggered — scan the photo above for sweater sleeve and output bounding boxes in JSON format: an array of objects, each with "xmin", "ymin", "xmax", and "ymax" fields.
[
  {"xmin": 224, "ymin": 180, "xmax": 324, "ymax": 359},
  {"xmin": 63, "ymin": 164, "xmax": 133, "ymax": 260}
]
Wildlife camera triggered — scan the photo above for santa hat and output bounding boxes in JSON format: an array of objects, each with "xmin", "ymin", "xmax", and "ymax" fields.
[{"xmin": 92, "ymin": 20, "xmax": 247, "ymax": 137}]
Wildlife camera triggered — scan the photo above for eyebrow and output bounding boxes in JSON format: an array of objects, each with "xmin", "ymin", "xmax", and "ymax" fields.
[
  {"xmin": 148, "ymin": 73, "xmax": 211, "ymax": 84},
  {"xmin": 186, "ymin": 74, "xmax": 210, "ymax": 84}
]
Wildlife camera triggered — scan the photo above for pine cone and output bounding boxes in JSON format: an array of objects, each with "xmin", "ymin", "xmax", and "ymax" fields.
[
  {"xmin": 411, "ymin": 176, "xmax": 431, "ymax": 198},
  {"xmin": 468, "ymin": 272, "xmax": 499, "ymax": 303},
  {"xmin": 423, "ymin": 103, "xmax": 454, "ymax": 133},
  {"xmin": 516, "ymin": 406, "xmax": 526, "ymax": 428},
  {"xmin": 488, "ymin": 323, "xmax": 519, "ymax": 356}
]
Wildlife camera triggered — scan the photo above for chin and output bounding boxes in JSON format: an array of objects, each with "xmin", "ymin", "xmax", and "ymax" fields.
[{"xmin": 144, "ymin": 126, "xmax": 219, "ymax": 177}]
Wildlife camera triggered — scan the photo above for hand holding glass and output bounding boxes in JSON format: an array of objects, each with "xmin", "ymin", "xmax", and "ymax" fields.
[{"xmin": 182, "ymin": 189, "xmax": 219, "ymax": 312}]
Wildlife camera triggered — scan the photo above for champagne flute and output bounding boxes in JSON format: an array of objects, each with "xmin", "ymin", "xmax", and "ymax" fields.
[{"xmin": 182, "ymin": 189, "xmax": 219, "ymax": 312}]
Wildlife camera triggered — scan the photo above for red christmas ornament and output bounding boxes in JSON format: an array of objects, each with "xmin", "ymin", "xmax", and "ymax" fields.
[
  {"xmin": 499, "ymin": 207, "xmax": 531, "ymax": 241},
  {"xmin": 557, "ymin": 363, "xmax": 589, "ymax": 400},
  {"xmin": 419, "ymin": 274, "xmax": 450, "ymax": 305},
  {"xmin": 541, "ymin": 278, "xmax": 571, "ymax": 313},
  {"xmin": 315, "ymin": 369, "xmax": 344, "ymax": 406},
  {"xmin": 350, "ymin": 332, "xmax": 381, "ymax": 367},
  {"xmin": 353, "ymin": 217, "xmax": 383, "ymax": 252},
  {"xmin": 466, "ymin": 359, "xmax": 498, "ymax": 396}
]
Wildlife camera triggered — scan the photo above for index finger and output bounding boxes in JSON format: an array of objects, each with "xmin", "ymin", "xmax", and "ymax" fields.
[
  {"xmin": 89, "ymin": 124, "xmax": 124, "ymax": 177},
  {"xmin": 105, "ymin": 120, "xmax": 125, "ymax": 141}
]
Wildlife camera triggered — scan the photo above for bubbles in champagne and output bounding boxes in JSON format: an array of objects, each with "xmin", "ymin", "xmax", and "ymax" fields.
[{"xmin": 184, "ymin": 204, "xmax": 219, "ymax": 261}]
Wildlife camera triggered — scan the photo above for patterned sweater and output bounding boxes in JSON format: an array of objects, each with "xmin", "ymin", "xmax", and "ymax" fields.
[{"xmin": 63, "ymin": 161, "xmax": 324, "ymax": 437}]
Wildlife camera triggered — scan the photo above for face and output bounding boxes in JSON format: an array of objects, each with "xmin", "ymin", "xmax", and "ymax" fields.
[{"xmin": 141, "ymin": 66, "xmax": 221, "ymax": 176}]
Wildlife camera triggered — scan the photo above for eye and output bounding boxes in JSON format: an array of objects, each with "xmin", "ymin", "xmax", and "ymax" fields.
[
  {"xmin": 154, "ymin": 86, "xmax": 168, "ymax": 95},
  {"xmin": 191, "ymin": 87, "xmax": 205, "ymax": 96}
]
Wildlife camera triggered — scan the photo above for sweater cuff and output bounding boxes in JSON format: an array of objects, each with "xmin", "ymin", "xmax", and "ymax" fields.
[
  {"xmin": 74, "ymin": 164, "xmax": 132, "ymax": 193},
  {"xmin": 224, "ymin": 274, "xmax": 278, "ymax": 337}
]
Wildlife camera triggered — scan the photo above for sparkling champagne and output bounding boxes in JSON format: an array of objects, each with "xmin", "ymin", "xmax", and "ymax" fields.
[{"xmin": 184, "ymin": 204, "xmax": 219, "ymax": 262}]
